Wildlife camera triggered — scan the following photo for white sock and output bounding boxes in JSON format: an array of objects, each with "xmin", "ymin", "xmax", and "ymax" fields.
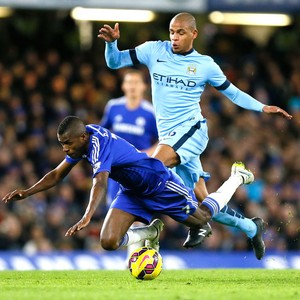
[
  {"xmin": 119, "ymin": 225, "xmax": 156, "ymax": 248},
  {"xmin": 127, "ymin": 240, "xmax": 145, "ymax": 259},
  {"xmin": 126, "ymin": 223, "xmax": 146, "ymax": 258},
  {"xmin": 202, "ymin": 175, "xmax": 242, "ymax": 216}
]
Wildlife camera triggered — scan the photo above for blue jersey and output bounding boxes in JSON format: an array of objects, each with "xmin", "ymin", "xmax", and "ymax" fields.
[
  {"xmin": 65, "ymin": 124, "xmax": 168, "ymax": 196},
  {"xmin": 100, "ymin": 97, "xmax": 158, "ymax": 150},
  {"xmin": 105, "ymin": 40, "xmax": 265, "ymax": 139},
  {"xmin": 65, "ymin": 124, "xmax": 198, "ymax": 223}
]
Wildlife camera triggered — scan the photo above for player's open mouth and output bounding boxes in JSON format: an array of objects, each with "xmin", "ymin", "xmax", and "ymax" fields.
[{"xmin": 172, "ymin": 44, "xmax": 180, "ymax": 51}]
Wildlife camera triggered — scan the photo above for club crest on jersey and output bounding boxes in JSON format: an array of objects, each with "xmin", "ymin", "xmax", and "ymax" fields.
[
  {"xmin": 187, "ymin": 64, "xmax": 197, "ymax": 75},
  {"xmin": 136, "ymin": 117, "xmax": 146, "ymax": 126}
]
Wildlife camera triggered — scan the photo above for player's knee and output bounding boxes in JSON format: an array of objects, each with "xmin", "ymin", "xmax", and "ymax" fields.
[{"xmin": 100, "ymin": 235, "xmax": 119, "ymax": 250}]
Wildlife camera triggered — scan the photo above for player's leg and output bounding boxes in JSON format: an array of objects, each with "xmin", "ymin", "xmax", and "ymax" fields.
[
  {"xmin": 152, "ymin": 143, "xmax": 179, "ymax": 168},
  {"xmin": 100, "ymin": 207, "xmax": 136, "ymax": 250},
  {"xmin": 183, "ymin": 176, "xmax": 213, "ymax": 246},
  {"xmin": 126, "ymin": 221, "xmax": 146, "ymax": 258},
  {"xmin": 102, "ymin": 193, "xmax": 164, "ymax": 251},
  {"xmin": 182, "ymin": 162, "xmax": 254, "ymax": 227},
  {"xmin": 174, "ymin": 164, "xmax": 213, "ymax": 245},
  {"xmin": 177, "ymin": 159, "xmax": 264, "ymax": 254},
  {"xmin": 149, "ymin": 163, "xmax": 254, "ymax": 245},
  {"xmin": 101, "ymin": 208, "xmax": 164, "ymax": 250},
  {"xmin": 190, "ymin": 162, "xmax": 265, "ymax": 259},
  {"xmin": 212, "ymin": 162, "xmax": 266, "ymax": 259},
  {"xmin": 106, "ymin": 180, "xmax": 146, "ymax": 257}
]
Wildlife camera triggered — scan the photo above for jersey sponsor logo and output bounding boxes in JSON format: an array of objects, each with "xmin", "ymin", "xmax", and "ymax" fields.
[
  {"xmin": 113, "ymin": 123, "xmax": 145, "ymax": 136},
  {"xmin": 136, "ymin": 117, "xmax": 146, "ymax": 126},
  {"xmin": 115, "ymin": 115, "xmax": 123, "ymax": 122},
  {"xmin": 153, "ymin": 73, "xmax": 196, "ymax": 88}
]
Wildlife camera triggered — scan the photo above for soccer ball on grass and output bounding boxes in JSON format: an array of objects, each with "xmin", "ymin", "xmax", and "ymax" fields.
[{"xmin": 128, "ymin": 246, "xmax": 163, "ymax": 280}]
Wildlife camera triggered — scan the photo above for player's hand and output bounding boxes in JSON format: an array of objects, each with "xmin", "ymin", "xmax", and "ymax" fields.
[
  {"xmin": 65, "ymin": 215, "xmax": 91, "ymax": 236},
  {"xmin": 262, "ymin": 105, "xmax": 292, "ymax": 119},
  {"xmin": 98, "ymin": 23, "xmax": 120, "ymax": 42},
  {"xmin": 2, "ymin": 190, "xmax": 28, "ymax": 203}
]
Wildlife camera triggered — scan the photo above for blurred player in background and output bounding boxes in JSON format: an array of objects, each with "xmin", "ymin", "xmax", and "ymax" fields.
[
  {"xmin": 100, "ymin": 69, "xmax": 158, "ymax": 255},
  {"xmin": 98, "ymin": 12, "xmax": 292, "ymax": 259},
  {"xmin": 2, "ymin": 116, "xmax": 255, "ymax": 255},
  {"xmin": 100, "ymin": 69, "xmax": 158, "ymax": 203}
]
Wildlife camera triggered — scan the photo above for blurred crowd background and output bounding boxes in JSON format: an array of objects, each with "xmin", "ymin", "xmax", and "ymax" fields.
[{"xmin": 0, "ymin": 10, "xmax": 299, "ymax": 254}]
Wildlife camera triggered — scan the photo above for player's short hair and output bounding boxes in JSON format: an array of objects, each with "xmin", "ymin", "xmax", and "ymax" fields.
[
  {"xmin": 171, "ymin": 12, "xmax": 197, "ymax": 30},
  {"xmin": 57, "ymin": 116, "xmax": 86, "ymax": 137}
]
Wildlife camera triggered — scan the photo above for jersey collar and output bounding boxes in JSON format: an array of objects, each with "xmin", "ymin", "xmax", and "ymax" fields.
[{"xmin": 172, "ymin": 48, "xmax": 194, "ymax": 56}]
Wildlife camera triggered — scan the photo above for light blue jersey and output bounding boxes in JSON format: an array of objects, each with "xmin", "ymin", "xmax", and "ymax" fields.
[{"xmin": 105, "ymin": 40, "xmax": 265, "ymax": 139}]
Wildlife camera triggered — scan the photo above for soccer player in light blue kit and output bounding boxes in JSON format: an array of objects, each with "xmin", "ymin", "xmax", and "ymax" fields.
[
  {"xmin": 98, "ymin": 12, "xmax": 292, "ymax": 259},
  {"xmin": 101, "ymin": 69, "xmax": 158, "ymax": 203},
  {"xmin": 2, "ymin": 116, "xmax": 255, "ymax": 253}
]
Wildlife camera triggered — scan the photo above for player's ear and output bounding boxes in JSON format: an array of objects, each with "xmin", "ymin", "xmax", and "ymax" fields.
[
  {"xmin": 192, "ymin": 29, "xmax": 198, "ymax": 39},
  {"xmin": 81, "ymin": 132, "xmax": 89, "ymax": 141}
]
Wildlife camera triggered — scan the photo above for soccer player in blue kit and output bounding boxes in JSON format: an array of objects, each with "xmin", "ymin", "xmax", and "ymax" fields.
[
  {"xmin": 98, "ymin": 12, "xmax": 292, "ymax": 259},
  {"xmin": 2, "ymin": 116, "xmax": 254, "ymax": 253}
]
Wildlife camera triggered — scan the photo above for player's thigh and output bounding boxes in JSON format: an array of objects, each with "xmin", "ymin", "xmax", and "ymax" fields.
[
  {"xmin": 101, "ymin": 208, "xmax": 137, "ymax": 241},
  {"xmin": 159, "ymin": 120, "xmax": 208, "ymax": 165},
  {"xmin": 152, "ymin": 143, "xmax": 179, "ymax": 168}
]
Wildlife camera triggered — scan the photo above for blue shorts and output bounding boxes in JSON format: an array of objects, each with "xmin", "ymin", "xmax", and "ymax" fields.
[
  {"xmin": 106, "ymin": 178, "xmax": 121, "ymax": 205},
  {"xmin": 159, "ymin": 119, "xmax": 210, "ymax": 188},
  {"xmin": 110, "ymin": 170, "xmax": 198, "ymax": 224}
]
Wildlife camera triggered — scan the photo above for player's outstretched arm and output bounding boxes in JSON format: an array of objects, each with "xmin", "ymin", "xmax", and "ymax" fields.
[
  {"xmin": 65, "ymin": 172, "xmax": 109, "ymax": 236},
  {"xmin": 98, "ymin": 23, "xmax": 120, "ymax": 42},
  {"xmin": 262, "ymin": 105, "xmax": 293, "ymax": 119},
  {"xmin": 1, "ymin": 160, "xmax": 75, "ymax": 204}
]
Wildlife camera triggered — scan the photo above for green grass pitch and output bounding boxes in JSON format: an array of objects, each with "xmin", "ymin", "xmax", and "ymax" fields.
[{"xmin": 0, "ymin": 269, "xmax": 299, "ymax": 300}]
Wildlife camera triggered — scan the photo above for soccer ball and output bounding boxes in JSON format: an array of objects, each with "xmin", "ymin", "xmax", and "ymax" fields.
[{"xmin": 128, "ymin": 246, "xmax": 163, "ymax": 280}]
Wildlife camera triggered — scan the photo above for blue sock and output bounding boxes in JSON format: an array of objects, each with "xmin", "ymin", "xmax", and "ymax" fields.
[
  {"xmin": 212, "ymin": 205, "xmax": 257, "ymax": 238},
  {"xmin": 202, "ymin": 197, "xmax": 220, "ymax": 216}
]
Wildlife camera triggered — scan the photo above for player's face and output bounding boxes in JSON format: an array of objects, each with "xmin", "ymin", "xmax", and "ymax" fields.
[
  {"xmin": 122, "ymin": 73, "xmax": 146, "ymax": 101},
  {"xmin": 58, "ymin": 132, "xmax": 88, "ymax": 159},
  {"xmin": 169, "ymin": 20, "xmax": 198, "ymax": 54}
]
